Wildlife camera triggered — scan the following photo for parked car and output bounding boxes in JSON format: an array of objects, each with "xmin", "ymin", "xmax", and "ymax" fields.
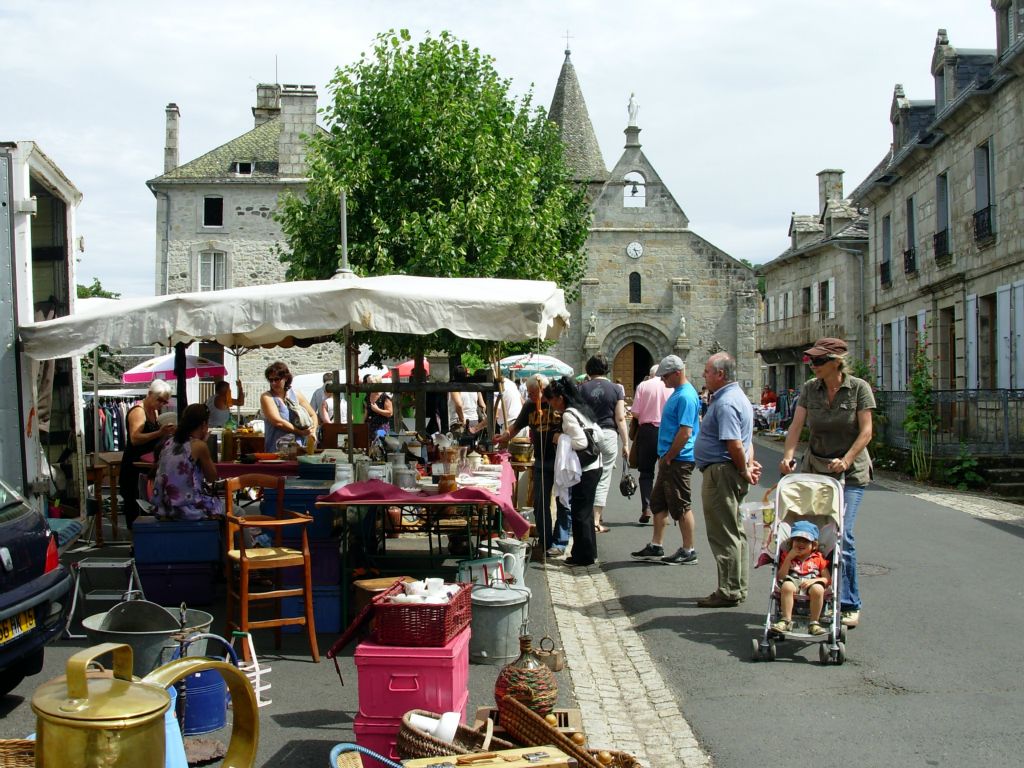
[{"xmin": 0, "ymin": 478, "xmax": 71, "ymax": 696}]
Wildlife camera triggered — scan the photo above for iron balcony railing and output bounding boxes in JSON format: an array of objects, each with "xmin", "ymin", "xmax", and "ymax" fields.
[
  {"xmin": 903, "ymin": 247, "xmax": 917, "ymax": 274},
  {"xmin": 934, "ymin": 229, "xmax": 951, "ymax": 265},
  {"xmin": 974, "ymin": 204, "xmax": 996, "ymax": 243},
  {"xmin": 875, "ymin": 389, "xmax": 1024, "ymax": 455},
  {"xmin": 880, "ymin": 260, "xmax": 892, "ymax": 287},
  {"xmin": 755, "ymin": 313, "xmax": 845, "ymax": 352}
]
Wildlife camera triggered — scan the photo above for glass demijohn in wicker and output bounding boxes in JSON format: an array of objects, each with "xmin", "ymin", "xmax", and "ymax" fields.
[{"xmin": 493, "ymin": 633, "xmax": 558, "ymax": 716}]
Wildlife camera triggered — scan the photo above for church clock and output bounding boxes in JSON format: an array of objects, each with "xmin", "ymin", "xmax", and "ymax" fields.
[{"xmin": 626, "ymin": 241, "xmax": 644, "ymax": 259}]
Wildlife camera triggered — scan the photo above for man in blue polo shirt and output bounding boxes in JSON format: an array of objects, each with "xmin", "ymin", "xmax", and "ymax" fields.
[
  {"xmin": 693, "ymin": 352, "xmax": 761, "ymax": 607},
  {"xmin": 630, "ymin": 355, "xmax": 701, "ymax": 565}
]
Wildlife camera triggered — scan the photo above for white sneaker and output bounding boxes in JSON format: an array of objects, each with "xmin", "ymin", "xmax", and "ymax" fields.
[{"xmin": 841, "ymin": 610, "xmax": 860, "ymax": 627}]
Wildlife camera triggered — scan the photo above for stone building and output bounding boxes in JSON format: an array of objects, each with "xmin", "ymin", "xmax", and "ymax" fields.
[
  {"xmin": 146, "ymin": 84, "xmax": 340, "ymax": 396},
  {"xmin": 850, "ymin": 7, "xmax": 1024, "ymax": 458},
  {"xmin": 756, "ymin": 170, "xmax": 869, "ymax": 393},
  {"xmin": 546, "ymin": 50, "xmax": 759, "ymax": 396},
  {"xmin": 852, "ymin": 16, "xmax": 1024, "ymax": 395}
]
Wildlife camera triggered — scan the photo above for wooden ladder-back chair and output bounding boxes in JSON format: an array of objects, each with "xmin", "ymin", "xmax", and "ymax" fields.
[{"xmin": 224, "ymin": 473, "xmax": 319, "ymax": 662}]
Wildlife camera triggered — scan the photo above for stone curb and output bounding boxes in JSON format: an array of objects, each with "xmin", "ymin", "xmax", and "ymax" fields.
[{"xmin": 544, "ymin": 560, "xmax": 712, "ymax": 768}]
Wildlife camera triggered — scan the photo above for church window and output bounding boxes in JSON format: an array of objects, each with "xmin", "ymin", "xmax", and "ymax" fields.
[
  {"xmin": 203, "ymin": 196, "xmax": 224, "ymax": 227},
  {"xmin": 198, "ymin": 250, "xmax": 227, "ymax": 292},
  {"xmin": 623, "ymin": 172, "xmax": 646, "ymax": 208},
  {"xmin": 629, "ymin": 272, "xmax": 641, "ymax": 303}
]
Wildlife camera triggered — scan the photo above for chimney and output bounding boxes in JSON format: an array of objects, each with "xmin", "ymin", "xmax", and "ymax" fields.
[
  {"xmin": 164, "ymin": 103, "xmax": 180, "ymax": 173},
  {"xmin": 278, "ymin": 84, "xmax": 317, "ymax": 178},
  {"xmin": 253, "ymin": 83, "xmax": 281, "ymax": 127},
  {"xmin": 816, "ymin": 169, "xmax": 844, "ymax": 214}
]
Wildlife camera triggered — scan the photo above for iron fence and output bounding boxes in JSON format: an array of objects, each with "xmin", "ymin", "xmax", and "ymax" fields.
[{"xmin": 875, "ymin": 389, "xmax": 1024, "ymax": 455}]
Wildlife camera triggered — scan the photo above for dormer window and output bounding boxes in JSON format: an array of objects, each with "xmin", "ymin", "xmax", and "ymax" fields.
[
  {"xmin": 232, "ymin": 161, "xmax": 253, "ymax": 176},
  {"xmin": 623, "ymin": 171, "xmax": 646, "ymax": 208}
]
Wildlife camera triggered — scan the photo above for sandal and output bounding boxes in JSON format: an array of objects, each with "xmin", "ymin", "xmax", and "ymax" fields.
[
  {"xmin": 595, "ymin": 524, "xmax": 610, "ymax": 533},
  {"xmin": 771, "ymin": 619, "xmax": 793, "ymax": 633}
]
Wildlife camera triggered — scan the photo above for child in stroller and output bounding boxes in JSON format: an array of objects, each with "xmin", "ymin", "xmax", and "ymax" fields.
[
  {"xmin": 772, "ymin": 520, "xmax": 830, "ymax": 636},
  {"xmin": 753, "ymin": 473, "xmax": 848, "ymax": 664}
]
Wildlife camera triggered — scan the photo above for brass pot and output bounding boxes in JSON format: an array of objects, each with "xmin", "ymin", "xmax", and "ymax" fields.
[
  {"xmin": 508, "ymin": 439, "xmax": 533, "ymax": 462},
  {"xmin": 32, "ymin": 642, "xmax": 258, "ymax": 768}
]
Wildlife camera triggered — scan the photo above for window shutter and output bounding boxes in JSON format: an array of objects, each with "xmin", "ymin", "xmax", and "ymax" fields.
[
  {"xmin": 827, "ymin": 278, "xmax": 836, "ymax": 319},
  {"xmin": 767, "ymin": 295, "xmax": 775, "ymax": 323},
  {"xmin": 893, "ymin": 318, "xmax": 905, "ymax": 391},
  {"xmin": 997, "ymin": 284, "xmax": 1012, "ymax": 389},
  {"xmin": 966, "ymin": 294, "xmax": 979, "ymax": 389},
  {"xmin": 975, "ymin": 145, "xmax": 991, "ymax": 211},
  {"xmin": 876, "ymin": 322, "xmax": 884, "ymax": 388},
  {"xmin": 787, "ymin": 291, "xmax": 793, "ymax": 321},
  {"xmin": 810, "ymin": 281, "xmax": 820, "ymax": 317},
  {"xmin": 1013, "ymin": 281, "xmax": 1024, "ymax": 388}
]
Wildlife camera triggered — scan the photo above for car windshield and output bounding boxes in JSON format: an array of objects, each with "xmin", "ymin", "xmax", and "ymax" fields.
[{"xmin": 0, "ymin": 478, "xmax": 30, "ymax": 523}]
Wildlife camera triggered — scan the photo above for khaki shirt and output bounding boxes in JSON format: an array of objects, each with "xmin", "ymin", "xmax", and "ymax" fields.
[{"xmin": 798, "ymin": 374, "xmax": 876, "ymax": 487}]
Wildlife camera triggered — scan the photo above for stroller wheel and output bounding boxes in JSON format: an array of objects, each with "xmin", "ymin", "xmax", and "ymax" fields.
[
  {"xmin": 751, "ymin": 638, "xmax": 761, "ymax": 661},
  {"xmin": 834, "ymin": 641, "xmax": 847, "ymax": 665},
  {"xmin": 766, "ymin": 639, "xmax": 777, "ymax": 661},
  {"xmin": 819, "ymin": 643, "xmax": 830, "ymax": 665},
  {"xmin": 839, "ymin": 625, "xmax": 849, "ymax": 644}
]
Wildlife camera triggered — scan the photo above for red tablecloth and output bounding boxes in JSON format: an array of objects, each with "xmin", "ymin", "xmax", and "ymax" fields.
[
  {"xmin": 319, "ymin": 460, "xmax": 529, "ymax": 538},
  {"xmin": 215, "ymin": 461, "xmax": 300, "ymax": 478}
]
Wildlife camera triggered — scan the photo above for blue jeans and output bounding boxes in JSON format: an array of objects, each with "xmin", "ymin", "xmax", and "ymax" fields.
[
  {"xmin": 841, "ymin": 485, "xmax": 865, "ymax": 611},
  {"xmin": 535, "ymin": 463, "xmax": 571, "ymax": 550}
]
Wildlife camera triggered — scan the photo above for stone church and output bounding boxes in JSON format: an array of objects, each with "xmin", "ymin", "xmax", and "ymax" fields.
[{"xmin": 546, "ymin": 49, "xmax": 758, "ymax": 397}]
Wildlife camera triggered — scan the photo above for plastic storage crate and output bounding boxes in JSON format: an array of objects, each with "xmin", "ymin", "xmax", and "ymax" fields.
[
  {"xmin": 281, "ymin": 584, "xmax": 342, "ymax": 633},
  {"xmin": 132, "ymin": 517, "xmax": 221, "ymax": 564},
  {"xmin": 281, "ymin": 538, "xmax": 341, "ymax": 586},
  {"xmin": 137, "ymin": 562, "xmax": 218, "ymax": 606},
  {"xmin": 262, "ymin": 479, "xmax": 335, "ymax": 539},
  {"xmin": 355, "ymin": 627, "xmax": 470, "ymax": 719}
]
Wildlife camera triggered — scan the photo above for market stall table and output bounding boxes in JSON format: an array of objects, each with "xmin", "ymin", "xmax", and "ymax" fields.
[
  {"xmin": 317, "ymin": 460, "xmax": 528, "ymax": 621},
  {"xmin": 84, "ymin": 451, "xmax": 122, "ymax": 545}
]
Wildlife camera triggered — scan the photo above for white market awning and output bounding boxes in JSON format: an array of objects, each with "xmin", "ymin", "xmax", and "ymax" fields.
[{"xmin": 19, "ymin": 275, "xmax": 570, "ymax": 361}]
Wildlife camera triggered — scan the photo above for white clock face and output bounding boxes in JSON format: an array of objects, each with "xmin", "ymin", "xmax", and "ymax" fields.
[{"xmin": 627, "ymin": 241, "xmax": 644, "ymax": 259}]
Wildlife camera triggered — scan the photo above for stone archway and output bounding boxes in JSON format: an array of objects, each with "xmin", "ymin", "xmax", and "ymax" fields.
[{"xmin": 599, "ymin": 323, "xmax": 673, "ymax": 397}]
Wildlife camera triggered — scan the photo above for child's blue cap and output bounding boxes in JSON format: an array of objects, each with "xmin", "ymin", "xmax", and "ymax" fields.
[{"xmin": 790, "ymin": 520, "xmax": 819, "ymax": 542}]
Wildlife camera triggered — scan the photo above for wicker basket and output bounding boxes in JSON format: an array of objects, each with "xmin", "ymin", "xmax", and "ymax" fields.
[
  {"xmin": 0, "ymin": 740, "xmax": 35, "ymax": 768},
  {"xmin": 497, "ymin": 696, "xmax": 640, "ymax": 768},
  {"xmin": 396, "ymin": 709, "xmax": 515, "ymax": 759},
  {"xmin": 372, "ymin": 582, "xmax": 472, "ymax": 647}
]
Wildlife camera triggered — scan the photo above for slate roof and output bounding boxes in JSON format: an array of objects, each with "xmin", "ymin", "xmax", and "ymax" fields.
[
  {"xmin": 789, "ymin": 215, "xmax": 823, "ymax": 234},
  {"xmin": 547, "ymin": 50, "xmax": 608, "ymax": 183},
  {"xmin": 148, "ymin": 119, "xmax": 283, "ymax": 184}
]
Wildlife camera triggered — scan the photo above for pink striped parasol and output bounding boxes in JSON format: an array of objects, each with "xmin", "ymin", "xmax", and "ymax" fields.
[{"xmin": 122, "ymin": 352, "xmax": 227, "ymax": 383}]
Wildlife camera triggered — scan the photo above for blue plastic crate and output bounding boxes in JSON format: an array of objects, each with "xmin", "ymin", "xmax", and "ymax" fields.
[
  {"xmin": 138, "ymin": 562, "xmax": 218, "ymax": 606},
  {"xmin": 281, "ymin": 585, "xmax": 342, "ymax": 633},
  {"xmin": 132, "ymin": 517, "xmax": 221, "ymax": 564},
  {"xmin": 261, "ymin": 479, "xmax": 336, "ymax": 539},
  {"xmin": 281, "ymin": 538, "xmax": 341, "ymax": 586}
]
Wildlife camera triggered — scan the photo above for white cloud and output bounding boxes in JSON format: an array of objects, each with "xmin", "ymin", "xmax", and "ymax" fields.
[{"xmin": 2, "ymin": 0, "xmax": 994, "ymax": 292}]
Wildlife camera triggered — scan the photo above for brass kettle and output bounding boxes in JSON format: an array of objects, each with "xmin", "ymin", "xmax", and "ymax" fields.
[{"xmin": 32, "ymin": 642, "xmax": 258, "ymax": 768}]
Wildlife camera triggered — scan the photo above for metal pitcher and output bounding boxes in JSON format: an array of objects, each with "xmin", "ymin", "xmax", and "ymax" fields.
[{"xmin": 32, "ymin": 642, "xmax": 258, "ymax": 768}]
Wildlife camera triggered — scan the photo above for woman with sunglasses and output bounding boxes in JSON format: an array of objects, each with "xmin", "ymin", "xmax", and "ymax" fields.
[
  {"xmin": 779, "ymin": 337, "xmax": 875, "ymax": 629},
  {"xmin": 260, "ymin": 361, "xmax": 317, "ymax": 452},
  {"xmin": 151, "ymin": 404, "xmax": 223, "ymax": 521},
  {"xmin": 119, "ymin": 379, "xmax": 177, "ymax": 529}
]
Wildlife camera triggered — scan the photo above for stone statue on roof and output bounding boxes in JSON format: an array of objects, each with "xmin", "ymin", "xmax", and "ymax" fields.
[{"xmin": 627, "ymin": 93, "xmax": 639, "ymax": 126}]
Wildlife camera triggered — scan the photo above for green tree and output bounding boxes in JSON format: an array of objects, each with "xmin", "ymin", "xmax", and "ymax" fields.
[
  {"xmin": 275, "ymin": 29, "xmax": 590, "ymax": 365},
  {"xmin": 76, "ymin": 278, "xmax": 125, "ymax": 381}
]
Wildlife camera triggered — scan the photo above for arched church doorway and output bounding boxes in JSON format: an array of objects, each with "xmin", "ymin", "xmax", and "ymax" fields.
[{"xmin": 611, "ymin": 342, "xmax": 653, "ymax": 398}]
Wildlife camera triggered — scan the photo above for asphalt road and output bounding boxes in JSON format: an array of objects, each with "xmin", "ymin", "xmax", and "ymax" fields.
[{"xmin": 596, "ymin": 439, "xmax": 1024, "ymax": 767}]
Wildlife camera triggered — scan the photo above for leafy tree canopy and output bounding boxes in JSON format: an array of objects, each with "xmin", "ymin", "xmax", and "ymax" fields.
[
  {"xmin": 76, "ymin": 278, "xmax": 125, "ymax": 380},
  {"xmin": 276, "ymin": 29, "xmax": 590, "ymax": 366}
]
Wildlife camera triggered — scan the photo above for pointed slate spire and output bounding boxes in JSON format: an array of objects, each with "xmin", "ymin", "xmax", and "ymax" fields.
[{"xmin": 548, "ymin": 48, "xmax": 608, "ymax": 183}]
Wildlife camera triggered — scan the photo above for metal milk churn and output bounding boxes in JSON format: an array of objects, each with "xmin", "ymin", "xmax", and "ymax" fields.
[{"xmin": 31, "ymin": 642, "xmax": 259, "ymax": 768}]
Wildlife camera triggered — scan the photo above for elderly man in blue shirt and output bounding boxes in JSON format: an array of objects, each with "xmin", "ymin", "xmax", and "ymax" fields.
[{"xmin": 693, "ymin": 352, "xmax": 761, "ymax": 607}]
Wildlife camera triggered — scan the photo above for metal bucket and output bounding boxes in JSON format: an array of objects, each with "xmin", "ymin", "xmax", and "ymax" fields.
[
  {"xmin": 469, "ymin": 583, "xmax": 530, "ymax": 665},
  {"xmin": 81, "ymin": 602, "xmax": 214, "ymax": 677}
]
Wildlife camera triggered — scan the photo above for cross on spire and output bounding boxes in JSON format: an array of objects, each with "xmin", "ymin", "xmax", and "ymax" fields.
[{"xmin": 563, "ymin": 29, "xmax": 573, "ymax": 55}]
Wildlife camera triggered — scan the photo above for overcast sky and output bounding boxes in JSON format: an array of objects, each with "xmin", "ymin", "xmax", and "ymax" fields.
[{"xmin": 4, "ymin": 0, "xmax": 995, "ymax": 298}]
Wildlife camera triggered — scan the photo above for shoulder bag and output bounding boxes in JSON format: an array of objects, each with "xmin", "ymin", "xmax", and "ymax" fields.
[
  {"xmin": 286, "ymin": 393, "xmax": 313, "ymax": 430},
  {"xmin": 566, "ymin": 409, "xmax": 601, "ymax": 466}
]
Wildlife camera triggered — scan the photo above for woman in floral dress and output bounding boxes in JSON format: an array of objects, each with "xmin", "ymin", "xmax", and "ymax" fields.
[{"xmin": 151, "ymin": 403, "xmax": 224, "ymax": 521}]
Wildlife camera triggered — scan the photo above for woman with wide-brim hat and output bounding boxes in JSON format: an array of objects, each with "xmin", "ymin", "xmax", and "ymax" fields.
[{"xmin": 779, "ymin": 337, "xmax": 875, "ymax": 629}]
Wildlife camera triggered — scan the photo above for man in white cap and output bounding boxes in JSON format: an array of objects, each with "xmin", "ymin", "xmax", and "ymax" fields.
[{"xmin": 630, "ymin": 355, "xmax": 700, "ymax": 565}]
